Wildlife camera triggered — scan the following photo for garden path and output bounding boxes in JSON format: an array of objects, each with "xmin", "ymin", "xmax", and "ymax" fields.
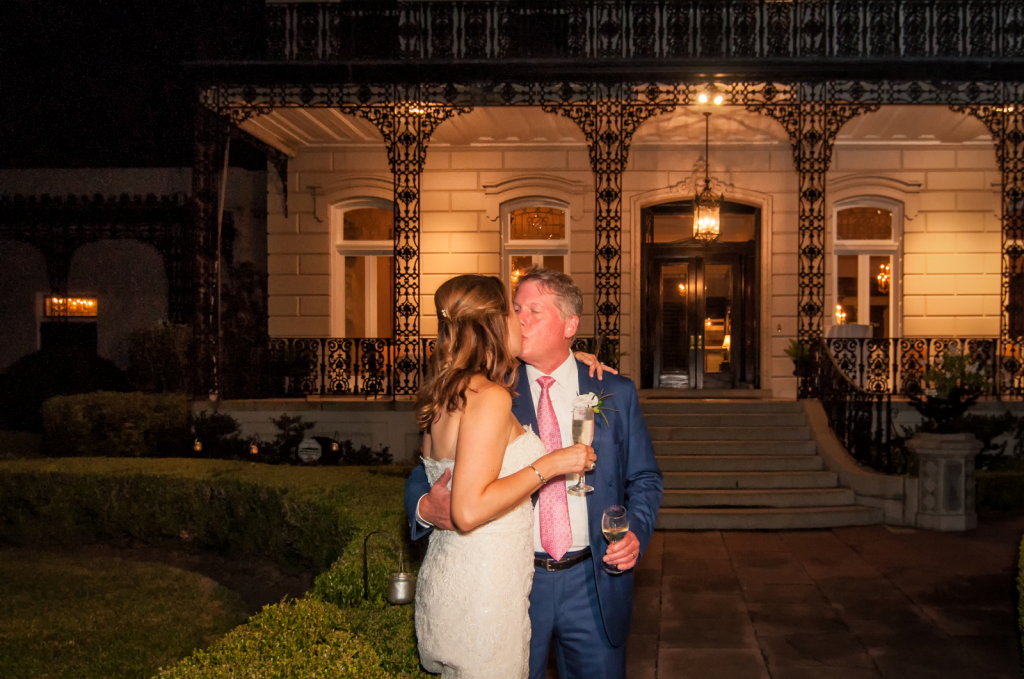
[{"xmin": 609, "ymin": 518, "xmax": 1024, "ymax": 679}]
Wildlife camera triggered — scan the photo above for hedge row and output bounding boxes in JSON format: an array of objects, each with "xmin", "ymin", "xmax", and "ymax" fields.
[
  {"xmin": 976, "ymin": 471, "xmax": 1024, "ymax": 513},
  {"xmin": 0, "ymin": 459, "xmax": 426, "ymax": 678}
]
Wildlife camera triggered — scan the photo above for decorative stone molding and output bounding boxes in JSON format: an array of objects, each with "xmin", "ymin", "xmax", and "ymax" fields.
[
  {"xmin": 907, "ymin": 432, "xmax": 980, "ymax": 532},
  {"xmin": 482, "ymin": 174, "xmax": 589, "ymax": 224},
  {"xmin": 827, "ymin": 174, "xmax": 922, "ymax": 221}
]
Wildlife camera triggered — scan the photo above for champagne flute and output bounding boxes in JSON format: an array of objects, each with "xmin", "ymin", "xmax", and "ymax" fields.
[
  {"xmin": 567, "ymin": 405, "xmax": 594, "ymax": 496},
  {"xmin": 601, "ymin": 505, "xmax": 629, "ymax": 575}
]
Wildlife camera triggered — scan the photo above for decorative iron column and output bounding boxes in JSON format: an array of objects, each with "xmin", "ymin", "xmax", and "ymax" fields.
[
  {"xmin": 750, "ymin": 86, "xmax": 878, "ymax": 396},
  {"xmin": 954, "ymin": 98, "xmax": 1024, "ymax": 393},
  {"xmin": 348, "ymin": 98, "xmax": 469, "ymax": 395},
  {"xmin": 546, "ymin": 84, "xmax": 672, "ymax": 368},
  {"xmin": 191, "ymin": 108, "xmax": 230, "ymax": 397}
]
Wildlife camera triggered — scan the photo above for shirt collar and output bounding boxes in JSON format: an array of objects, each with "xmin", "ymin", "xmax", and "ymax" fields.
[{"xmin": 526, "ymin": 352, "xmax": 578, "ymax": 392}]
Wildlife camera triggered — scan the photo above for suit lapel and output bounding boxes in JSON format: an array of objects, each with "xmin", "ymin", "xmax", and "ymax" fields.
[{"xmin": 512, "ymin": 363, "xmax": 538, "ymax": 432}]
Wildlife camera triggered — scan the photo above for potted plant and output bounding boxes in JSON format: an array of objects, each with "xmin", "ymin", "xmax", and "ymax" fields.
[
  {"xmin": 906, "ymin": 352, "xmax": 991, "ymax": 432},
  {"xmin": 784, "ymin": 339, "xmax": 814, "ymax": 378}
]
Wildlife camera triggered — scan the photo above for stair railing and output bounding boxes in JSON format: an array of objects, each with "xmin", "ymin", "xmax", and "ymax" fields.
[{"xmin": 816, "ymin": 340, "xmax": 899, "ymax": 474}]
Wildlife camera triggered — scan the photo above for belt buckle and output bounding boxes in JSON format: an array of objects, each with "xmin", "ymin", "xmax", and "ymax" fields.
[{"xmin": 545, "ymin": 558, "xmax": 558, "ymax": 572}]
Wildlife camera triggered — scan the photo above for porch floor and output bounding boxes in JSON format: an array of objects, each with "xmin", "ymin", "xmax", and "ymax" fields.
[{"xmin": 613, "ymin": 518, "xmax": 1023, "ymax": 679}]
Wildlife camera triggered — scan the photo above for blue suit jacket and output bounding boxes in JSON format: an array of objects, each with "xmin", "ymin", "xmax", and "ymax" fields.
[{"xmin": 403, "ymin": 359, "xmax": 663, "ymax": 647}]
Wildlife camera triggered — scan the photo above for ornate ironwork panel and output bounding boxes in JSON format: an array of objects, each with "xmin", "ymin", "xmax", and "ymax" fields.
[
  {"xmin": 263, "ymin": 1, "xmax": 1024, "ymax": 64},
  {"xmin": 747, "ymin": 85, "xmax": 878, "ymax": 397},
  {"xmin": 543, "ymin": 84, "xmax": 675, "ymax": 368},
  {"xmin": 340, "ymin": 97, "xmax": 471, "ymax": 395},
  {"xmin": 954, "ymin": 97, "xmax": 1024, "ymax": 395}
]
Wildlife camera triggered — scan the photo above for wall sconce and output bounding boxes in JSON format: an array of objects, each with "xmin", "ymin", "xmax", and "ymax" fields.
[
  {"xmin": 877, "ymin": 264, "xmax": 890, "ymax": 293},
  {"xmin": 363, "ymin": 530, "xmax": 416, "ymax": 605}
]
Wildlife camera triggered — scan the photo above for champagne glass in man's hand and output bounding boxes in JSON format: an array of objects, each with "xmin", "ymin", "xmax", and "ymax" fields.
[
  {"xmin": 568, "ymin": 405, "xmax": 595, "ymax": 496},
  {"xmin": 601, "ymin": 505, "xmax": 629, "ymax": 574}
]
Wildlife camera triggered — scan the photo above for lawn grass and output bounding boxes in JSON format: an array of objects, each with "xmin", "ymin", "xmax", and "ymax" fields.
[{"xmin": 0, "ymin": 548, "xmax": 249, "ymax": 679}]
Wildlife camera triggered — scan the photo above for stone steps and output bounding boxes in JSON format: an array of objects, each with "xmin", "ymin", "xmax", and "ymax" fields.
[
  {"xmin": 663, "ymin": 470, "xmax": 838, "ymax": 490},
  {"xmin": 649, "ymin": 426, "xmax": 811, "ymax": 441},
  {"xmin": 641, "ymin": 397, "xmax": 881, "ymax": 530},
  {"xmin": 662, "ymin": 487, "xmax": 856, "ymax": 508},
  {"xmin": 656, "ymin": 505, "xmax": 883, "ymax": 530},
  {"xmin": 655, "ymin": 454, "xmax": 824, "ymax": 472},
  {"xmin": 644, "ymin": 413, "xmax": 808, "ymax": 427},
  {"xmin": 654, "ymin": 440, "xmax": 818, "ymax": 456}
]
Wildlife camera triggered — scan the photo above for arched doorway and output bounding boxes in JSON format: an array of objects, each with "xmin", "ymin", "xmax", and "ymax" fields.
[{"xmin": 640, "ymin": 200, "xmax": 760, "ymax": 390}]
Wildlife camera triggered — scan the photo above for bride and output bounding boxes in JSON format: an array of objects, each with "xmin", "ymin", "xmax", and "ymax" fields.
[{"xmin": 414, "ymin": 274, "xmax": 596, "ymax": 678}]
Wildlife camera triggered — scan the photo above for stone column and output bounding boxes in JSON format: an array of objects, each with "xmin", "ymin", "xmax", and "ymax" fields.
[{"xmin": 907, "ymin": 432, "xmax": 980, "ymax": 532}]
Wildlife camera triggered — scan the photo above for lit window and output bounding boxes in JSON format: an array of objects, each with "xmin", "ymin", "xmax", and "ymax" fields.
[
  {"xmin": 332, "ymin": 203, "xmax": 395, "ymax": 338},
  {"xmin": 502, "ymin": 202, "xmax": 569, "ymax": 293},
  {"xmin": 833, "ymin": 201, "xmax": 902, "ymax": 338},
  {"xmin": 45, "ymin": 297, "xmax": 98, "ymax": 317}
]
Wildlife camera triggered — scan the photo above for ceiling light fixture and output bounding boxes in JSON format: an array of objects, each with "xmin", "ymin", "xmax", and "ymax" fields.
[{"xmin": 694, "ymin": 112, "xmax": 724, "ymax": 244}]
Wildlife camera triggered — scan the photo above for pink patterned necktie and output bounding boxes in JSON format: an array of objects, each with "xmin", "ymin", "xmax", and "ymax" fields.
[{"xmin": 536, "ymin": 375, "xmax": 572, "ymax": 561}]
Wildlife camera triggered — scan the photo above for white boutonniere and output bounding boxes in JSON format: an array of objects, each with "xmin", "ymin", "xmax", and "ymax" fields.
[{"xmin": 573, "ymin": 391, "xmax": 616, "ymax": 426}]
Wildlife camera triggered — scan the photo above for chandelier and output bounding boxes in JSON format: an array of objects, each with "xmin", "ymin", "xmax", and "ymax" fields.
[
  {"xmin": 694, "ymin": 112, "xmax": 724, "ymax": 243},
  {"xmin": 876, "ymin": 263, "xmax": 891, "ymax": 293}
]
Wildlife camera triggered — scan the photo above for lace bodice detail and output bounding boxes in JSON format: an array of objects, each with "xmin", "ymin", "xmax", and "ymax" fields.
[
  {"xmin": 415, "ymin": 427, "xmax": 545, "ymax": 678},
  {"xmin": 421, "ymin": 427, "xmax": 542, "ymax": 535}
]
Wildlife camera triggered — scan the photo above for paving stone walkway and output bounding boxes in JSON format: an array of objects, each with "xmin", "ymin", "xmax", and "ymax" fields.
[{"xmin": 621, "ymin": 518, "xmax": 1024, "ymax": 679}]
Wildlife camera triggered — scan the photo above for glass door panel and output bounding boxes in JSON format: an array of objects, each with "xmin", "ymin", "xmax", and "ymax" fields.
[
  {"xmin": 659, "ymin": 262, "xmax": 692, "ymax": 388},
  {"xmin": 869, "ymin": 255, "xmax": 891, "ymax": 338},
  {"xmin": 837, "ymin": 254, "xmax": 859, "ymax": 324},
  {"xmin": 703, "ymin": 263, "xmax": 734, "ymax": 386}
]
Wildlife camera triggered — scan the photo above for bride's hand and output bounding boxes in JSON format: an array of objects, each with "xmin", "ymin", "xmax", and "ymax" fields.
[
  {"xmin": 539, "ymin": 443, "xmax": 596, "ymax": 479},
  {"xmin": 574, "ymin": 352, "xmax": 618, "ymax": 380}
]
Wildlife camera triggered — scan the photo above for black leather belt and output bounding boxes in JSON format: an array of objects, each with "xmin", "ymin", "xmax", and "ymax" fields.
[{"xmin": 535, "ymin": 547, "xmax": 592, "ymax": 572}]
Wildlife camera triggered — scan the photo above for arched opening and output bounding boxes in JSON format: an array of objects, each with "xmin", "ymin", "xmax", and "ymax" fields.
[{"xmin": 640, "ymin": 199, "xmax": 761, "ymax": 390}]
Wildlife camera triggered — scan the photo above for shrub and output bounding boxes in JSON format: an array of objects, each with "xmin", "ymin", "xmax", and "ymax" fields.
[
  {"xmin": 42, "ymin": 392, "xmax": 189, "ymax": 458},
  {"xmin": 157, "ymin": 599, "xmax": 394, "ymax": 679},
  {"xmin": 976, "ymin": 471, "xmax": 1024, "ymax": 513},
  {"xmin": 190, "ymin": 410, "xmax": 247, "ymax": 460},
  {"xmin": 0, "ymin": 458, "xmax": 424, "ymax": 677},
  {"xmin": 127, "ymin": 322, "xmax": 192, "ymax": 394},
  {"xmin": 0, "ymin": 348, "xmax": 126, "ymax": 432}
]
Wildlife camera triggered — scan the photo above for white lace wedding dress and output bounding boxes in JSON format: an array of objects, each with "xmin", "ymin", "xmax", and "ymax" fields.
[{"xmin": 415, "ymin": 427, "xmax": 544, "ymax": 678}]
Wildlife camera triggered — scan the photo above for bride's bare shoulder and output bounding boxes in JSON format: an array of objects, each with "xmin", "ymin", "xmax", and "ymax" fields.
[{"xmin": 464, "ymin": 375, "xmax": 512, "ymax": 411}]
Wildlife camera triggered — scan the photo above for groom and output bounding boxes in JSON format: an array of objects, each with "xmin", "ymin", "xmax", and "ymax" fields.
[{"xmin": 405, "ymin": 268, "xmax": 663, "ymax": 679}]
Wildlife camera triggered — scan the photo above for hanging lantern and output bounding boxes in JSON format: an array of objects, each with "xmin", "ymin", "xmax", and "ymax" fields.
[
  {"xmin": 693, "ymin": 112, "xmax": 723, "ymax": 244},
  {"xmin": 876, "ymin": 263, "xmax": 891, "ymax": 293}
]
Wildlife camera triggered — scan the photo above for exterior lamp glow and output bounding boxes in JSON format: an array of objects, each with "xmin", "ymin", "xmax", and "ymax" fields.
[
  {"xmin": 693, "ymin": 112, "xmax": 723, "ymax": 244},
  {"xmin": 836, "ymin": 305, "xmax": 847, "ymax": 325}
]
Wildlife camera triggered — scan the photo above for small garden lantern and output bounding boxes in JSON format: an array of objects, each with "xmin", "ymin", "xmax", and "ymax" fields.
[
  {"xmin": 363, "ymin": 530, "xmax": 416, "ymax": 605},
  {"xmin": 331, "ymin": 431, "xmax": 341, "ymax": 453},
  {"xmin": 193, "ymin": 438, "xmax": 202, "ymax": 453},
  {"xmin": 248, "ymin": 435, "xmax": 261, "ymax": 456}
]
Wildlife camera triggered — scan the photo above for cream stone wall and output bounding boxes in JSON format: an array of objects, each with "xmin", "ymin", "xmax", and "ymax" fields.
[
  {"xmin": 264, "ymin": 107, "xmax": 1003, "ymax": 401},
  {"xmin": 827, "ymin": 144, "xmax": 1001, "ymax": 339}
]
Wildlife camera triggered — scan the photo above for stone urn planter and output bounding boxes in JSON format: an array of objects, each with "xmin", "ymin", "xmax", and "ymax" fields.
[{"xmin": 906, "ymin": 432, "xmax": 979, "ymax": 532}]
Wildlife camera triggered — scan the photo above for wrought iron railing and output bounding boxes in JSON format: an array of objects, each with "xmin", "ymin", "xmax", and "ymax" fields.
[
  {"xmin": 264, "ymin": 336, "xmax": 597, "ymax": 397},
  {"xmin": 816, "ymin": 341, "xmax": 900, "ymax": 473},
  {"xmin": 266, "ymin": 0, "xmax": 1024, "ymax": 63},
  {"xmin": 823, "ymin": 337, "xmax": 1024, "ymax": 397}
]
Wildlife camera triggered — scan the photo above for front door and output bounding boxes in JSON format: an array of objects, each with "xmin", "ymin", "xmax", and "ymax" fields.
[{"xmin": 641, "ymin": 201, "xmax": 760, "ymax": 390}]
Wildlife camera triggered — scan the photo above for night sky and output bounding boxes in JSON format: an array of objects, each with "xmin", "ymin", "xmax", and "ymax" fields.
[{"xmin": 3, "ymin": 0, "xmax": 263, "ymax": 169}]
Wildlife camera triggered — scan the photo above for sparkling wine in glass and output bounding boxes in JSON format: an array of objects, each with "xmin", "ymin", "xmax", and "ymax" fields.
[
  {"xmin": 602, "ymin": 505, "xmax": 629, "ymax": 574},
  {"xmin": 567, "ymin": 406, "xmax": 594, "ymax": 496}
]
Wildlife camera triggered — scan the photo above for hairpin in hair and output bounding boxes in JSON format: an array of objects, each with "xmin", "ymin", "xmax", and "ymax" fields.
[{"xmin": 440, "ymin": 308, "xmax": 449, "ymax": 319}]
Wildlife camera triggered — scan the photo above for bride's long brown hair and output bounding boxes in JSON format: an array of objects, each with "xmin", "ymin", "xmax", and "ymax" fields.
[{"xmin": 416, "ymin": 275, "xmax": 519, "ymax": 431}]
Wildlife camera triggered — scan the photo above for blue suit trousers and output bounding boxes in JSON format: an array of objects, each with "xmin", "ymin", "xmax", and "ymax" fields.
[{"xmin": 529, "ymin": 557, "xmax": 626, "ymax": 679}]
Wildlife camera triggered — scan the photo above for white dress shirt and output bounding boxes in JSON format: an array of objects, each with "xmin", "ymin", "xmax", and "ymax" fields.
[{"xmin": 526, "ymin": 353, "xmax": 591, "ymax": 555}]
